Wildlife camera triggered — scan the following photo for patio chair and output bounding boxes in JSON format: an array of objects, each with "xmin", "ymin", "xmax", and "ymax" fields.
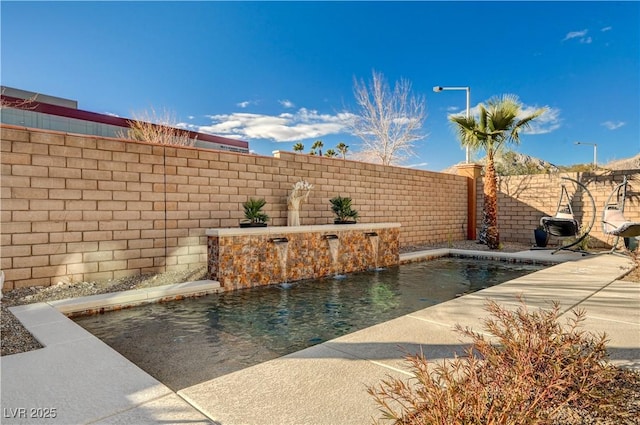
[
  {"xmin": 540, "ymin": 176, "xmax": 595, "ymax": 255},
  {"xmin": 602, "ymin": 176, "xmax": 640, "ymax": 254}
]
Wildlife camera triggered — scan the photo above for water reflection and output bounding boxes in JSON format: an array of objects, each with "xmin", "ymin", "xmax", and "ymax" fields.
[{"xmin": 74, "ymin": 258, "xmax": 544, "ymax": 391}]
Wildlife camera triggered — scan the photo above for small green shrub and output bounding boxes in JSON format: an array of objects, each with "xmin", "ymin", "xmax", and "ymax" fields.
[
  {"xmin": 242, "ymin": 198, "xmax": 269, "ymax": 224},
  {"xmin": 369, "ymin": 299, "xmax": 629, "ymax": 425},
  {"xmin": 329, "ymin": 196, "xmax": 359, "ymax": 222}
]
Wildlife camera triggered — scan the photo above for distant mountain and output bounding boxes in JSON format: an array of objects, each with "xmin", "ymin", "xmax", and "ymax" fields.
[
  {"xmin": 442, "ymin": 152, "xmax": 640, "ymax": 175},
  {"xmin": 603, "ymin": 153, "xmax": 640, "ymax": 170},
  {"xmin": 494, "ymin": 151, "xmax": 560, "ymax": 174},
  {"xmin": 440, "ymin": 151, "xmax": 559, "ymax": 175}
]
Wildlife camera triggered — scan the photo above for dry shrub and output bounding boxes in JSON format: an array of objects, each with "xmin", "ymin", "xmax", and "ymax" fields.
[
  {"xmin": 117, "ymin": 108, "xmax": 195, "ymax": 147},
  {"xmin": 369, "ymin": 299, "xmax": 631, "ymax": 424}
]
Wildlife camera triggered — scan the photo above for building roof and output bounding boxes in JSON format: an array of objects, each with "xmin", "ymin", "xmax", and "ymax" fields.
[{"xmin": 1, "ymin": 86, "xmax": 249, "ymax": 151}]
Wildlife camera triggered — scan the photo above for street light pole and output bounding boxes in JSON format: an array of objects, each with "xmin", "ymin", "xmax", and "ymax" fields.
[
  {"xmin": 433, "ymin": 86, "xmax": 471, "ymax": 163},
  {"xmin": 574, "ymin": 142, "xmax": 598, "ymax": 169}
]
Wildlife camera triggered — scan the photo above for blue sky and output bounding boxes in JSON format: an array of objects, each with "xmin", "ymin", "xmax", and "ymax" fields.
[{"xmin": 2, "ymin": 1, "xmax": 638, "ymax": 171}]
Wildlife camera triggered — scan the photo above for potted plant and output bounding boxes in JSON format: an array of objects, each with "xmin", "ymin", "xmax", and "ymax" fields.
[
  {"xmin": 534, "ymin": 225, "xmax": 549, "ymax": 248},
  {"xmin": 329, "ymin": 196, "xmax": 359, "ymax": 224},
  {"xmin": 240, "ymin": 198, "xmax": 269, "ymax": 227}
]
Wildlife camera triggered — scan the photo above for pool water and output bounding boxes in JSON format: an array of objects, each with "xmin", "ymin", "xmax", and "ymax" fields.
[{"xmin": 73, "ymin": 257, "xmax": 544, "ymax": 390}]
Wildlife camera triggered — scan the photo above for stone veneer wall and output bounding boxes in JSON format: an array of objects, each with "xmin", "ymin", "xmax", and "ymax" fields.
[
  {"xmin": 1, "ymin": 125, "xmax": 468, "ymax": 290},
  {"xmin": 478, "ymin": 171, "xmax": 640, "ymax": 248},
  {"xmin": 207, "ymin": 223, "xmax": 400, "ymax": 290}
]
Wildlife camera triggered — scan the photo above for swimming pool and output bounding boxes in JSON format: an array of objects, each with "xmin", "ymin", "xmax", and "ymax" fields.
[{"xmin": 74, "ymin": 257, "xmax": 545, "ymax": 390}]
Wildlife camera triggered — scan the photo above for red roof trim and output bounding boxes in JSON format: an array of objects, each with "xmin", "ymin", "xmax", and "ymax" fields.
[{"xmin": 1, "ymin": 95, "xmax": 249, "ymax": 149}]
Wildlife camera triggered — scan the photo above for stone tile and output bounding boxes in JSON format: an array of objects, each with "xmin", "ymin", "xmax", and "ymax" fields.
[
  {"xmin": 406, "ymin": 295, "xmax": 520, "ymax": 329},
  {"xmin": 93, "ymin": 393, "xmax": 213, "ymax": 425},
  {"xmin": 578, "ymin": 279, "xmax": 640, "ymax": 324},
  {"xmin": 580, "ymin": 316, "xmax": 640, "ymax": 370},
  {"xmin": 8, "ymin": 303, "xmax": 66, "ymax": 328},
  {"xmin": 179, "ymin": 344, "xmax": 409, "ymax": 425},
  {"xmin": 327, "ymin": 315, "xmax": 471, "ymax": 372},
  {"xmin": 1, "ymin": 337, "xmax": 171, "ymax": 425},
  {"xmin": 48, "ymin": 280, "xmax": 220, "ymax": 315}
]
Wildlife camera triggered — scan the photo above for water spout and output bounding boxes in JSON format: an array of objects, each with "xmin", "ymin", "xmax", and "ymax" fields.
[
  {"xmin": 324, "ymin": 235, "xmax": 345, "ymax": 279},
  {"xmin": 270, "ymin": 238, "xmax": 289, "ymax": 283},
  {"xmin": 365, "ymin": 233, "xmax": 384, "ymax": 272}
]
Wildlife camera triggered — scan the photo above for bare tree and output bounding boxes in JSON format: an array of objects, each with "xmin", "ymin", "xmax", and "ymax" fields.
[
  {"xmin": 346, "ymin": 70, "xmax": 426, "ymax": 165},
  {"xmin": 1, "ymin": 88, "xmax": 39, "ymax": 110},
  {"xmin": 117, "ymin": 108, "xmax": 196, "ymax": 147}
]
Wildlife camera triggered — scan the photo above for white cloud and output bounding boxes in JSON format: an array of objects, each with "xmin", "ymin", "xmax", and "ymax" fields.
[
  {"xmin": 279, "ymin": 99, "xmax": 295, "ymax": 108},
  {"xmin": 601, "ymin": 120, "xmax": 625, "ymax": 130},
  {"xmin": 447, "ymin": 103, "xmax": 561, "ymax": 136},
  {"xmin": 563, "ymin": 29, "xmax": 588, "ymax": 41},
  {"xmin": 520, "ymin": 106, "xmax": 562, "ymax": 135},
  {"xmin": 580, "ymin": 37, "xmax": 592, "ymax": 44},
  {"xmin": 405, "ymin": 162, "xmax": 429, "ymax": 168},
  {"xmin": 193, "ymin": 108, "xmax": 350, "ymax": 142},
  {"xmin": 237, "ymin": 100, "xmax": 261, "ymax": 108},
  {"xmin": 601, "ymin": 26, "xmax": 612, "ymax": 32}
]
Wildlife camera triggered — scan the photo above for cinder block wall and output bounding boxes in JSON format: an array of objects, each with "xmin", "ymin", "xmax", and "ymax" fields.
[
  {"xmin": 1, "ymin": 125, "xmax": 469, "ymax": 290},
  {"xmin": 478, "ymin": 172, "xmax": 640, "ymax": 248}
]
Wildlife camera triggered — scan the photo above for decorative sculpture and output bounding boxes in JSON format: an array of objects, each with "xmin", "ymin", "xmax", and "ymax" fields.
[{"xmin": 287, "ymin": 180, "xmax": 313, "ymax": 226}]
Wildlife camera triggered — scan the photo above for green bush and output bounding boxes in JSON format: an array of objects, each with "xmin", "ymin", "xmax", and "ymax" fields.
[
  {"xmin": 329, "ymin": 196, "xmax": 359, "ymax": 222},
  {"xmin": 242, "ymin": 198, "xmax": 269, "ymax": 224}
]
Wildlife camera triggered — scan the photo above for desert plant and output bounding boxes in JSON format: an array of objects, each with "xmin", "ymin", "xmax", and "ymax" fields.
[
  {"xmin": 242, "ymin": 198, "xmax": 269, "ymax": 225},
  {"xmin": 329, "ymin": 196, "xmax": 359, "ymax": 223},
  {"xmin": 117, "ymin": 108, "xmax": 195, "ymax": 147},
  {"xmin": 369, "ymin": 299, "xmax": 627, "ymax": 424}
]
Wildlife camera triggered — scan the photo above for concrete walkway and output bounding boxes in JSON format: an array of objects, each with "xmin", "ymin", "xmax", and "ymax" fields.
[{"xmin": 1, "ymin": 250, "xmax": 637, "ymax": 424}]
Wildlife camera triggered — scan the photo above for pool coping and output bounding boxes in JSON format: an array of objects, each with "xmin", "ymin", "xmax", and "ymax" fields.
[
  {"xmin": 49, "ymin": 279, "xmax": 222, "ymax": 317},
  {"xmin": 2, "ymin": 249, "xmax": 636, "ymax": 424}
]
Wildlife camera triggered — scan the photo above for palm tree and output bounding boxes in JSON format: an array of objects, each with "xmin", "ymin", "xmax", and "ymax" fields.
[
  {"xmin": 324, "ymin": 149, "xmax": 337, "ymax": 158},
  {"xmin": 336, "ymin": 142, "xmax": 349, "ymax": 159},
  {"xmin": 311, "ymin": 140, "xmax": 324, "ymax": 156},
  {"xmin": 293, "ymin": 142, "xmax": 304, "ymax": 153},
  {"xmin": 450, "ymin": 94, "xmax": 546, "ymax": 249}
]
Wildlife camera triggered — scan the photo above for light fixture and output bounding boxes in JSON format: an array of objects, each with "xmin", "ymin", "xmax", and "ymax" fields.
[
  {"xmin": 574, "ymin": 142, "xmax": 598, "ymax": 169},
  {"xmin": 433, "ymin": 86, "xmax": 471, "ymax": 163}
]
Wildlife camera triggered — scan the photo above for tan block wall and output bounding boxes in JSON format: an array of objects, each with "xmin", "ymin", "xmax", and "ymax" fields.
[
  {"xmin": 1, "ymin": 125, "xmax": 469, "ymax": 290},
  {"xmin": 477, "ymin": 172, "xmax": 640, "ymax": 248}
]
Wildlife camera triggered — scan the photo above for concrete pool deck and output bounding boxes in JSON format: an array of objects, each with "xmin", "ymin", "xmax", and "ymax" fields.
[{"xmin": 1, "ymin": 249, "xmax": 638, "ymax": 424}]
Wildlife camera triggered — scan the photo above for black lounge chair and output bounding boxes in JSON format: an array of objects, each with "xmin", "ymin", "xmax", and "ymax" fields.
[
  {"xmin": 602, "ymin": 176, "xmax": 640, "ymax": 254},
  {"xmin": 540, "ymin": 176, "xmax": 595, "ymax": 255}
]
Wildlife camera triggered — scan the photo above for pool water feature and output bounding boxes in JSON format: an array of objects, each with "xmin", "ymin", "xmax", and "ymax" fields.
[{"xmin": 73, "ymin": 257, "xmax": 544, "ymax": 391}]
